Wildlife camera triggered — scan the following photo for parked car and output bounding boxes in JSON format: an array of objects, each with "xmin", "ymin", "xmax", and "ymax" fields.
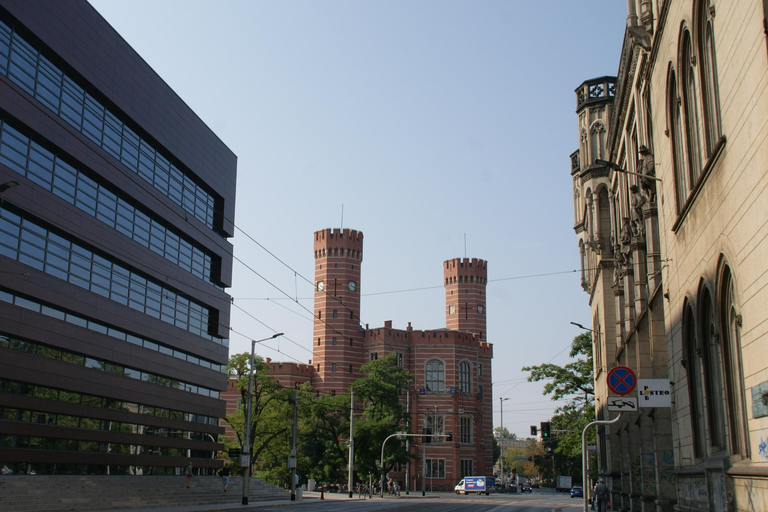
[
  {"xmin": 570, "ymin": 485, "xmax": 584, "ymax": 498},
  {"xmin": 521, "ymin": 482, "xmax": 533, "ymax": 493},
  {"xmin": 531, "ymin": 482, "xmax": 539, "ymax": 488}
]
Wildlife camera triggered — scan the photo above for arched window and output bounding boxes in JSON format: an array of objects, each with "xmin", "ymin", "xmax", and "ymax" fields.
[
  {"xmin": 682, "ymin": 303, "xmax": 706, "ymax": 457},
  {"xmin": 668, "ymin": 68, "xmax": 688, "ymax": 210},
  {"xmin": 425, "ymin": 359, "xmax": 444, "ymax": 393},
  {"xmin": 719, "ymin": 264, "xmax": 749, "ymax": 457},
  {"xmin": 458, "ymin": 361, "xmax": 471, "ymax": 394},
  {"xmin": 700, "ymin": 287, "xmax": 726, "ymax": 451},
  {"xmin": 590, "ymin": 121, "xmax": 606, "ymax": 163},
  {"xmin": 698, "ymin": 0, "xmax": 722, "ymax": 151},
  {"xmin": 681, "ymin": 31, "xmax": 703, "ymax": 184}
]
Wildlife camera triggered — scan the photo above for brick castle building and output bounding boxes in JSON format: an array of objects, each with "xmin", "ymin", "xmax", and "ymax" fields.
[{"xmin": 224, "ymin": 227, "xmax": 494, "ymax": 490}]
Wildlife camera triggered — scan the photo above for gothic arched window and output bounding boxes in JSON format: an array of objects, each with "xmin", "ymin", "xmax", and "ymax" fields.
[
  {"xmin": 668, "ymin": 68, "xmax": 688, "ymax": 211},
  {"xmin": 682, "ymin": 302, "xmax": 706, "ymax": 457},
  {"xmin": 698, "ymin": 0, "xmax": 722, "ymax": 152},
  {"xmin": 700, "ymin": 287, "xmax": 726, "ymax": 451},
  {"xmin": 681, "ymin": 30, "xmax": 703, "ymax": 184},
  {"xmin": 719, "ymin": 264, "xmax": 749, "ymax": 457},
  {"xmin": 458, "ymin": 361, "xmax": 471, "ymax": 394},
  {"xmin": 590, "ymin": 121, "xmax": 606, "ymax": 163}
]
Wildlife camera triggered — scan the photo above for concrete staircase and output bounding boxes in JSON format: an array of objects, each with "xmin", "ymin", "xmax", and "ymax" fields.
[{"xmin": 0, "ymin": 475, "xmax": 291, "ymax": 512}]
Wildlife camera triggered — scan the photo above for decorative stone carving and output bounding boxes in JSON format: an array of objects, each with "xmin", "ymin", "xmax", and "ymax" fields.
[
  {"xmin": 628, "ymin": 25, "xmax": 652, "ymax": 51},
  {"xmin": 630, "ymin": 185, "xmax": 646, "ymax": 236},
  {"xmin": 639, "ymin": 145, "xmax": 657, "ymax": 202}
]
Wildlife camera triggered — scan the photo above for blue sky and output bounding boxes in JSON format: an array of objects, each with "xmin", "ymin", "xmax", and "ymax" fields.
[{"xmin": 90, "ymin": 0, "xmax": 627, "ymax": 438}]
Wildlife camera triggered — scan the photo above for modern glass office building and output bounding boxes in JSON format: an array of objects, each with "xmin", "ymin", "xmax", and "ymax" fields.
[{"xmin": 0, "ymin": 0, "xmax": 236, "ymax": 475}]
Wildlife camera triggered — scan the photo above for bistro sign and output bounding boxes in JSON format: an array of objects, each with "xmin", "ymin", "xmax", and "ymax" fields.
[{"xmin": 637, "ymin": 379, "xmax": 671, "ymax": 407}]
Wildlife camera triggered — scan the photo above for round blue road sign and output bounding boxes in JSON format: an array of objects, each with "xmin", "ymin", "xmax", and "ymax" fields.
[{"xmin": 607, "ymin": 366, "xmax": 637, "ymax": 396}]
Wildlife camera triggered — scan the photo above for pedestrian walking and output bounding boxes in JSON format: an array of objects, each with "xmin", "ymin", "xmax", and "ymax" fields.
[
  {"xmin": 220, "ymin": 463, "xmax": 230, "ymax": 492},
  {"xmin": 594, "ymin": 478, "xmax": 610, "ymax": 512},
  {"xmin": 185, "ymin": 461, "xmax": 193, "ymax": 488}
]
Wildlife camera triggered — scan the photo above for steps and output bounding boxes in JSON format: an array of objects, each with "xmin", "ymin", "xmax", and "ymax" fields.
[{"xmin": 0, "ymin": 475, "xmax": 291, "ymax": 512}]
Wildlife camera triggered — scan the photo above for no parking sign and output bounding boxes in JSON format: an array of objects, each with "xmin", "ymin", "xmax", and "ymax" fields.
[{"xmin": 606, "ymin": 366, "xmax": 637, "ymax": 396}]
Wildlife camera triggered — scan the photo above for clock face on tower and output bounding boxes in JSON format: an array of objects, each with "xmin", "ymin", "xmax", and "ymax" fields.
[
  {"xmin": 348, "ymin": 280, "xmax": 357, "ymax": 292},
  {"xmin": 317, "ymin": 280, "xmax": 325, "ymax": 292},
  {"xmin": 477, "ymin": 305, "xmax": 484, "ymax": 313},
  {"xmin": 448, "ymin": 305, "xmax": 456, "ymax": 315}
]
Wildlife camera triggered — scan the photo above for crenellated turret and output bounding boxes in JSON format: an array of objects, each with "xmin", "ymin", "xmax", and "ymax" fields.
[
  {"xmin": 444, "ymin": 258, "xmax": 488, "ymax": 341},
  {"xmin": 314, "ymin": 228, "xmax": 363, "ymax": 260}
]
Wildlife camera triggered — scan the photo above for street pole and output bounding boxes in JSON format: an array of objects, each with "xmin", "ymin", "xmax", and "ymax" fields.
[
  {"xmin": 290, "ymin": 390, "xmax": 298, "ymax": 501},
  {"xmin": 582, "ymin": 414, "xmax": 621, "ymax": 512},
  {"xmin": 242, "ymin": 333, "xmax": 283, "ymax": 505},
  {"xmin": 499, "ymin": 397, "xmax": 510, "ymax": 489},
  {"xmin": 421, "ymin": 441, "xmax": 426, "ymax": 496},
  {"xmin": 348, "ymin": 388, "xmax": 354, "ymax": 498},
  {"xmin": 405, "ymin": 391, "xmax": 410, "ymax": 495}
]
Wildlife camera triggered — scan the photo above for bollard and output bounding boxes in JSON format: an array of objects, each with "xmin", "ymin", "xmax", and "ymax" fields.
[{"xmin": 320, "ymin": 486, "xmax": 324, "ymax": 500}]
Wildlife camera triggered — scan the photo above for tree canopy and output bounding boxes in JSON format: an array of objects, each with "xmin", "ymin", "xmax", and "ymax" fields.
[
  {"xmin": 522, "ymin": 332, "xmax": 595, "ymax": 462},
  {"xmin": 223, "ymin": 350, "xmax": 414, "ymax": 486}
]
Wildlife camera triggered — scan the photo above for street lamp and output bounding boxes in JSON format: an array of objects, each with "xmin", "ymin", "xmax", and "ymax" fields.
[
  {"xmin": 499, "ymin": 397, "xmax": 510, "ymax": 489},
  {"xmin": 570, "ymin": 321, "xmax": 598, "ymax": 333},
  {"xmin": 242, "ymin": 332, "xmax": 284, "ymax": 505}
]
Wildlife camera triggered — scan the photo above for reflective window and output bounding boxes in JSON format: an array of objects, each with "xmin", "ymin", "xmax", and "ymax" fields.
[
  {"xmin": 0, "ymin": 18, "xmax": 218, "ymax": 230},
  {"xmin": 0, "ymin": 333, "xmax": 218, "ymax": 398},
  {"xmin": 0, "ymin": 117, "xmax": 216, "ymax": 284},
  {"xmin": 0, "ymin": 206, "xmax": 211, "ymax": 338}
]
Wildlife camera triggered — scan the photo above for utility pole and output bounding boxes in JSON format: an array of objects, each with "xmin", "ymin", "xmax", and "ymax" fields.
[
  {"xmin": 348, "ymin": 388, "xmax": 354, "ymax": 498},
  {"xmin": 290, "ymin": 390, "xmax": 298, "ymax": 501},
  {"xmin": 405, "ymin": 391, "xmax": 410, "ymax": 495},
  {"xmin": 499, "ymin": 397, "xmax": 510, "ymax": 489}
]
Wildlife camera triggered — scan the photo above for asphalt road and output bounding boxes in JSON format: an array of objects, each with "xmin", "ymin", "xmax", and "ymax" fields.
[{"xmin": 243, "ymin": 490, "xmax": 586, "ymax": 512}]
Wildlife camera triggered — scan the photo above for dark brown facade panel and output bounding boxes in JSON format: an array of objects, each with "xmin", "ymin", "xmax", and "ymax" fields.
[
  {"xmin": 0, "ymin": 77, "xmax": 235, "ymax": 264},
  {"xmin": 0, "ymin": 261, "xmax": 228, "ymax": 365},
  {"xmin": 0, "ymin": 352, "xmax": 225, "ymax": 420},
  {"xmin": 0, "ymin": 313, "xmax": 227, "ymax": 392},
  {"xmin": 0, "ymin": 0, "xmax": 236, "ymax": 191}
]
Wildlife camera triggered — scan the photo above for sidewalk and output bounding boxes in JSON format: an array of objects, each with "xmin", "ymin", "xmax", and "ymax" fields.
[{"xmin": 96, "ymin": 490, "xmax": 439, "ymax": 512}]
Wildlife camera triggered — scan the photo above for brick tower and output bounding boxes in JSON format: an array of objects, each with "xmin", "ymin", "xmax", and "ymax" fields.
[
  {"xmin": 313, "ymin": 228, "xmax": 365, "ymax": 394},
  {"xmin": 444, "ymin": 258, "xmax": 488, "ymax": 341}
]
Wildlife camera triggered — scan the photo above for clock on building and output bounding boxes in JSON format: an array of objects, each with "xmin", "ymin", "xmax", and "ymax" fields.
[
  {"xmin": 348, "ymin": 280, "xmax": 357, "ymax": 292},
  {"xmin": 317, "ymin": 280, "xmax": 324, "ymax": 292},
  {"xmin": 477, "ymin": 305, "xmax": 484, "ymax": 313},
  {"xmin": 448, "ymin": 304, "xmax": 456, "ymax": 315}
]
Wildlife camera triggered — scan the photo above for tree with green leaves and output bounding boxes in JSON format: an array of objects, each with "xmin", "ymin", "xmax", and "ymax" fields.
[
  {"xmin": 299, "ymin": 391, "xmax": 351, "ymax": 484},
  {"xmin": 351, "ymin": 352, "xmax": 413, "ymax": 478},
  {"xmin": 522, "ymin": 332, "xmax": 595, "ymax": 464},
  {"xmin": 225, "ymin": 352, "xmax": 294, "ymax": 479}
]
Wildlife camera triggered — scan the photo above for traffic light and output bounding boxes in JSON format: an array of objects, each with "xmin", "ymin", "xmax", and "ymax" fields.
[
  {"xmin": 530, "ymin": 425, "xmax": 537, "ymax": 436},
  {"xmin": 540, "ymin": 421, "xmax": 551, "ymax": 438}
]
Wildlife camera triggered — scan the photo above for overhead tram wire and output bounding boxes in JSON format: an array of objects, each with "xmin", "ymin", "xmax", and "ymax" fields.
[
  {"xmin": 226, "ymin": 221, "xmax": 634, "ymax": 405},
  {"xmin": 229, "ymin": 239, "xmax": 581, "ymax": 408},
  {"xmin": 228, "ymin": 327, "xmax": 305, "ymax": 365},
  {"xmin": 230, "ymin": 303, "xmax": 311, "ymax": 356},
  {"xmin": 233, "ymin": 264, "xmax": 631, "ymax": 302}
]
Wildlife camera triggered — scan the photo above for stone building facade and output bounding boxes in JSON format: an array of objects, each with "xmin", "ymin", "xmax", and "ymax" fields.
[
  {"xmin": 223, "ymin": 228, "xmax": 494, "ymax": 491},
  {"xmin": 571, "ymin": 1, "xmax": 768, "ymax": 510}
]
